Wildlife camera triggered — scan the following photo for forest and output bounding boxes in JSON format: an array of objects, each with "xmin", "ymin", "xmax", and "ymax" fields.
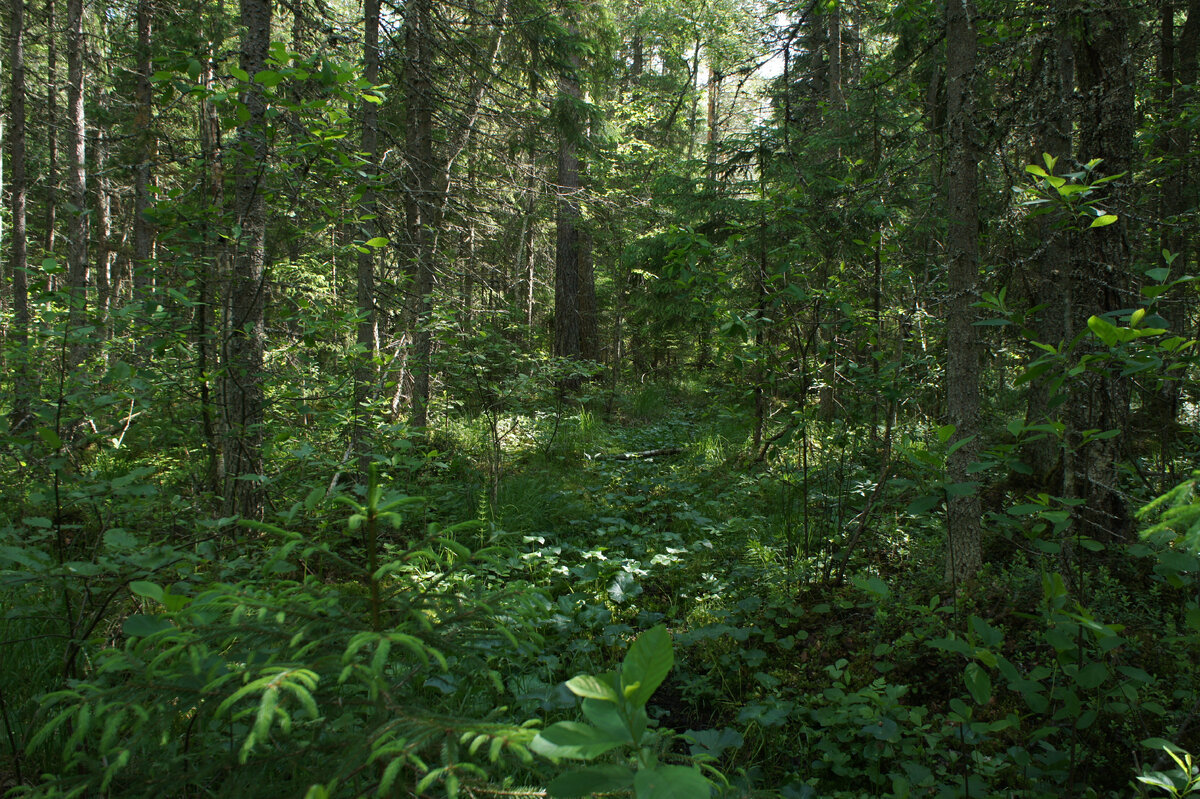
[{"xmin": 2, "ymin": 0, "xmax": 1200, "ymax": 795}]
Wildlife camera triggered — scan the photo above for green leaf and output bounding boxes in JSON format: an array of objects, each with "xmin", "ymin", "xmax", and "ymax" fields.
[
  {"xmin": 547, "ymin": 765, "xmax": 635, "ymax": 798},
  {"xmin": 37, "ymin": 427, "xmax": 63, "ymax": 450},
  {"xmin": 852, "ymin": 575, "xmax": 890, "ymax": 601},
  {"xmin": 965, "ymin": 662, "xmax": 992, "ymax": 705},
  {"xmin": 1145, "ymin": 267, "xmax": 1170, "ymax": 282},
  {"xmin": 1087, "ymin": 315, "xmax": 1120, "ymax": 347},
  {"xmin": 123, "ymin": 614, "xmax": 174, "ymax": 638},
  {"xmin": 970, "ymin": 615, "xmax": 1003, "ymax": 648},
  {"xmin": 1089, "ymin": 214, "xmax": 1118, "ymax": 228},
  {"xmin": 365, "ymin": 236, "xmax": 389, "ymax": 247},
  {"xmin": 229, "ymin": 66, "xmax": 250, "ymax": 83},
  {"xmin": 633, "ymin": 765, "xmax": 710, "ymax": 799},
  {"xmin": 566, "ymin": 673, "xmax": 619, "ymax": 702},
  {"xmin": 621, "ymin": 625, "xmax": 673, "ymax": 708},
  {"xmin": 684, "ymin": 727, "xmax": 743, "ymax": 758},
  {"xmin": 1138, "ymin": 771, "xmax": 1186, "ymax": 791},
  {"xmin": 531, "ymin": 722, "xmax": 624, "ymax": 761},
  {"xmin": 1186, "ymin": 606, "xmax": 1200, "ymax": 631},
  {"xmin": 187, "ymin": 58, "xmax": 202, "ymax": 81},
  {"xmin": 1014, "ymin": 360, "xmax": 1054, "ymax": 385},
  {"xmin": 928, "ymin": 635, "xmax": 972, "ymax": 657},
  {"xmin": 906, "ymin": 494, "xmax": 941, "ymax": 515},
  {"xmin": 129, "ymin": 581, "xmax": 164, "ymax": 601},
  {"xmin": 581, "ymin": 698, "xmax": 632, "ymax": 743},
  {"xmin": 1074, "ymin": 662, "xmax": 1108, "ymax": 690},
  {"xmin": 946, "ymin": 435, "xmax": 976, "ymax": 456},
  {"xmin": 255, "ymin": 69, "xmax": 284, "ymax": 87}
]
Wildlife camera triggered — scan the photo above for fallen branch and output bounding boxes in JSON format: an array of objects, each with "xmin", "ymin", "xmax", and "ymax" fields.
[{"xmin": 588, "ymin": 447, "xmax": 685, "ymax": 461}]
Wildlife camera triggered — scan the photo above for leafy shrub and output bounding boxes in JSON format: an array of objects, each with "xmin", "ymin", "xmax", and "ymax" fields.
[{"xmin": 5, "ymin": 471, "xmax": 544, "ymax": 799}]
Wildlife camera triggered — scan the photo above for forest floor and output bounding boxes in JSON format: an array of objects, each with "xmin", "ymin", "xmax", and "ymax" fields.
[
  {"xmin": 2, "ymin": 380, "xmax": 1194, "ymax": 798},
  {"xmin": 418, "ymin": 381, "xmax": 1195, "ymax": 796}
]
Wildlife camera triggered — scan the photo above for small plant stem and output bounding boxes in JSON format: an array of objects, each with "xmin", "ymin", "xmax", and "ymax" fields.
[
  {"xmin": 0, "ymin": 683, "xmax": 24, "ymax": 785},
  {"xmin": 367, "ymin": 507, "xmax": 381, "ymax": 631}
]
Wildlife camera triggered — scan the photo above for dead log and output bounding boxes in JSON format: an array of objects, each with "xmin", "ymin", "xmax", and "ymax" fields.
[{"xmin": 588, "ymin": 447, "xmax": 685, "ymax": 461}]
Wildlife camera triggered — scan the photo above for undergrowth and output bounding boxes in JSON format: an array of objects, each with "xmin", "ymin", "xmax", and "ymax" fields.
[{"xmin": 2, "ymin": 382, "xmax": 1198, "ymax": 798}]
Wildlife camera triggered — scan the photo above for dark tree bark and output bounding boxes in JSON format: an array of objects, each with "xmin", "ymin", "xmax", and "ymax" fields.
[
  {"xmin": 553, "ymin": 37, "xmax": 597, "ymax": 368},
  {"xmin": 578, "ymin": 229, "xmax": 598, "ymax": 362},
  {"xmin": 9, "ymin": 0, "xmax": 33, "ymax": 430},
  {"xmin": 404, "ymin": 0, "xmax": 436, "ymax": 429},
  {"xmin": 95, "ymin": 112, "xmax": 113, "ymax": 326},
  {"xmin": 133, "ymin": 0, "xmax": 156, "ymax": 300},
  {"xmin": 44, "ymin": 0, "xmax": 59, "ymax": 257},
  {"xmin": 554, "ymin": 66, "xmax": 583, "ymax": 362},
  {"xmin": 828, "ymin": 2, "xmax": 845, "ymax": 110},
  {"xmin": 198, "ymin": 14, "xmax": 226, "ymax": 494},
  {"xmin": 405, "ymin": 0, "xmax": 509, "ymax": 428},
  {"xmin": 222, "ymin": 0, "xmax": 271, "ymax": 518},
  {"xmin": 1146, "ymin": 0, "xmax": 1200, "ymax": 486},
  {"xmin": 93, "ymin": 21, "xmax": 115, "ymax": 326},
  {"xmin": 1024, "ymin": 7, "xmax": 1074, "ymax": 482},
  {"xmin": 706, "ymin": 66, "xmax": 721, "ymax": 182},
  {"xmin": 944, "ymin": 0, "xmax": 982, "ymax": 582},
  {"xmin": 353, "ymin": 0, "xmax": 381, "ymax": 470},
  {"xmin": 518, "ymin": 63, "xmax": 542, "ymax": 331},
  {"xmin": 1069, "ymin": 0, "xmax": 1135, "ymax": 541},
  {"xmin": 65, "ymin": 0, "xmax": 89, "ymax": 368}
]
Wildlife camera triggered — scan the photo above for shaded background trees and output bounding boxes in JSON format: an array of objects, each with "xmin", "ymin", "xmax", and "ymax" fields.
[{"xmin": 0, "ymin": 0, "xmax": 1196, "ymax": 573}]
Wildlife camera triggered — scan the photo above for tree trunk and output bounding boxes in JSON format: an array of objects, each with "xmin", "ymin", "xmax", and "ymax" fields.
[
  {"xmin": 553, "ymin": 31, "xmax": 596, "ymax": 370},
  {"xmin": 133, "ymin": 0, "xmax": 156, "ymax": 301},
  {"xmin": 45, "ymin": 0, "xmax": 58, "ymax": 258},
  {"xmin": 95, "ymin": 119, "xmax": 113, "ymax": 328},
  {"xmin": 353, "ymin": 0, "xmax": 381, "ymax": 470},
  {"xmin": 578, "ymin": 229, "xmax": 598, "ymax": 361},
  {"xmin": 94, "ymin": 19, "xmax": 114, "ymax": 327},
  {"xmin": 555, "ymin": 66, "xmax": 583, "ymax": 363},
  {"xmin": 828, "ymin": 2, "xmax": 845, "ymax": 110},
  {"xmin": 944, "ymin": 0, "xmax": 983, "ymax": 583},
  {"xmin": 65, "ymin": 0, "xmax": 89, "ymax": 368},
  {"xmin": 519, "ymin": 66, "xmax": 541, "ymax": 332},
  {"xmin": 9, "ymin": 0, "xmax": 34, "ymax": 430},
  {"xmin": 706, "ymin": 67, "xmax": 721, "ymax": 182},
  {"xmin": 1024, "ymin": 7, "xmax": 1074, "ymax": 483},
  {"xmin": 1070, "ymin": 0, "xmax": 1135, "ymax": 541},
  {"xmin": 199, "ymin": 26, "xmax": 225, "ymax": 495},
  {"xmin": 1149, "ymin": 0, "xmax": 1200, "ymax": 487},
  {"xmin": 406, "ymin": 0, "xmax": 509, "ymax": 427},
  {"xmin": 405, "ymin": 0, "xmax": 436, "ymax": 429},
  {"xmin": 222, "ymin": 0, "xmax": 271, "ymax": 518}
]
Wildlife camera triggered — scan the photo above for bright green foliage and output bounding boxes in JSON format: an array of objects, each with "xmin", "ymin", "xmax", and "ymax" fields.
[
  {"xmin": 3, "ymin": 483, "xmax": 542, "ymax": 798},
  {"xmin": 1139, "ymin": 742, "xmax": 1200, "ymax": 797},
  {"xmin": 533, "ymin": 625, "xmax": 713, "ymax": 798}
]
